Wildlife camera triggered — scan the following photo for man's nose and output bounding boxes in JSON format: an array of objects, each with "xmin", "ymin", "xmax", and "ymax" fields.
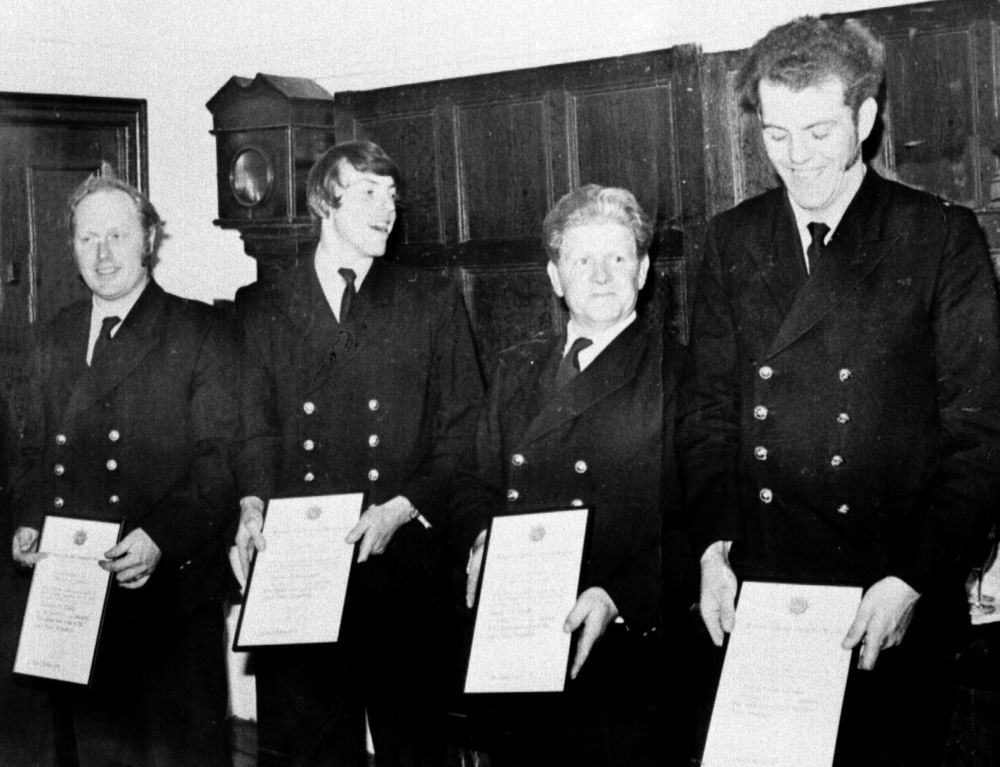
[
  {"xmin": 787, "ymin": 134, "xmax": 812, "ymax": 165},
  {"xmin": 591, "ymin": 261, "xmax": 611, "ymax": 283}
]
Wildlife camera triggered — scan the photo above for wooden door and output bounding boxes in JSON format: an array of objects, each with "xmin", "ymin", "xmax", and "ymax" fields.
[{"xmin": 0, "ymin": 94, "xmax": 147, "ymax": 403}]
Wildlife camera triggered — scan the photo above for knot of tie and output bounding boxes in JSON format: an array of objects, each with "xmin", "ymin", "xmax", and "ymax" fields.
[
  {"xmin": 555, "ymin": 336, "xmax": 593, "ymax": 389},
  {"xmin": 91, "ymin": 315, "xmax": 121, "ymax": 367},
  {"xmin": 338, "ymin": 268, "xmax": 357, "ymax": 322}
]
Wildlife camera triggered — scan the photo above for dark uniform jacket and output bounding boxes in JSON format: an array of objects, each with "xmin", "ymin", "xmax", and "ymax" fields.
[
  {"xmin": 235, "ymin": 255, "xmax": 484, "ymax": 562},
  {"xmin": 457, "ymin": 316, "xmax": 682, "ymax": 633},
  {"xmin": 677, "ymin": 169, "xmax": 1000, "ymax": 595},
  {"xmin": 12, "ymin": 280, "xmax": 239, "ymax": 615}
]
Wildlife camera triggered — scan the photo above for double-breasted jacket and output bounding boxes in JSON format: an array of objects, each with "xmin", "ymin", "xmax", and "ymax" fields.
[
  {"xmin": 12, "ymin": 280, "xmax": 239, "ymax": 615},
  {"xmin": 457, "ymin": 317, "xmax": 683, "ymax": 633},
  {"xmin": 234, "ymin": 256, "xmax": 484, "ymax": 580},
  {"xmin": 678, "ymin": 170, "xmax": 1000, "ymax": 594}
]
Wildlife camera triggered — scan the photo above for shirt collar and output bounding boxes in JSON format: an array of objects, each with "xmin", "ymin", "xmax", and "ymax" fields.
[{"xmin": 563, "ymin": 310, "xmax": 636, "ymax": 371}]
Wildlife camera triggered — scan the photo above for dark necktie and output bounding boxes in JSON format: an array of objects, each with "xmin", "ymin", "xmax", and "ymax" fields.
[
  {"xmin": 807, "ymin": 222, "xmax": 830, "ymax": 272},
  {"xmin": 338, "ymin": 268, "xmax": 357, "ymax": 323},
  {"xmin": 555, "ymin": 336, "xmax": 593, "ymax": 389},
  {"xmin": 91, "ymin": 315, "xmax": 121, "ymax": 367}
]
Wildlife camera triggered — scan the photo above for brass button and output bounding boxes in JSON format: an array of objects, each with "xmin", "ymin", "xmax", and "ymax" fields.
[
  {"xmin": 753, "ymin": 405, "xmax": 768, "ymax": 420},
  {"xmin": 368, "ymin": 434, "xmax": 380, "ymax": 448},
  {"xmin": 837, "ymin": 504, "xmax": 850, "ymax": 514},
  {"xmin": 55, "ymin": 434, "xmax": 67, "ymax": 446},
  {"xmin": 506, "ymin": 489, "xmax": 520, "ymax": 502},
  {"xmin": 109, "ymin": 494, "xmax": 120, "ymax": 505},
  {"xmin": 838, "ymin": 368, "xmax": 852, "ymax": 382},
  {"xmin": 759, "ymin": 365, "xmax": 774, "ymax": 380},
  {"xmin": 303, "ymin": 401, "xmax": 316, "ymax": 415},
  {"xmin": 303, "ymin": 439, "xmax": 315, "ymax": 451},
  {"xmin": 830, "ymin": 455, "xmax": 844, "ymax": 467},
  {"xmin": 53, "ymin": 497, "xmax": 64, "ymax": 509},
  {"xmin": 108, "ymin": 429, "xmax": 120, "ymax": 442},
  {"xmin": 54, "ymin": 464, "xmax": 65, "ymax": 476},
  {"xmin": 570, "ymin": 498, "xmax": 584, "ymax": 507},
  {"xmin": 304, "ymin": 472, "xmax": 315, "ymax": 483},
  {"xmin": 368, "ymin": 469, "xmax": 380, "ymax": 482},
  {"xmin": 106, "ymin": 459, "xmax": 118, "ymax": 471},
  {"xmin": 511, "ymin": 453, "xmax": 525, "ymax": 467},
  {"xmin": 574, "ymin": 460, "xmax": 588, "ymax": 474},
  {"xmin": 368, "ymin": 398, "xmax": 380, "ymax": 412},
  {"xmin": 753, "ymin": 446, "xmax": 768, "ymax": 461},
  {"xmin": 759, "ymin": 488, "xmax": 773, "ymax": 504}
]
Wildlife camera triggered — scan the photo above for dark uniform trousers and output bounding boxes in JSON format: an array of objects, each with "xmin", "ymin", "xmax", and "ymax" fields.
[
  {"xmin": 455, "ymin": 317, "xmax": 695, "ymax": 767},
  {"xmin": 10, "ymin": 281, "xmax": 238, "ymax": 767},
  {"xmin": 678, "ymin": 170, "xmax": 1000, "ymax": 766},
  {"xmin": 236, "ymin": 257, "xmax": 483, "ymax": 767}
]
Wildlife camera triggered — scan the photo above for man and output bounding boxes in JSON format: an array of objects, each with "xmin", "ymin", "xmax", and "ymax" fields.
[
  {"xmin": 234, "ymin": 140, "xmax": 483, "ymax": 766},
  {"xmin": 678, "ymin": 16, "xmax": 1000, "ymax": 766},
  {"xmin": 10, "ymin": 176, "xmax": 238, "ymax": 766},
  {"xmin": 459, "ymin": 185, "xmax": 693, "ymax": 766}
]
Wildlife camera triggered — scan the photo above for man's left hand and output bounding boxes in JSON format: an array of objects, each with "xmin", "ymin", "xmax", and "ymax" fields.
[
  {"xmin": 564, "ymin": 587, "xmax": 619, "ymax": 680},
  {"xmin": 100, "ymin": 528, "xmax": 162, "ymax": 589},
  {"xmin": 842, "ymin": 576, "xmax": 920, "ymax": 670},
  {"xmin": 346, "ymin": 496, "xmax": 415, "ymax": 563}
]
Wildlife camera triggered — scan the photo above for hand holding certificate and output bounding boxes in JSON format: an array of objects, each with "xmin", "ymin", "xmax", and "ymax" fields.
[
  {"xmin": 465, "ymin": 507, "xmax": 589, "ymax": 694},
  {"xmin": 14, "ymin": 515, "xmax": 122, "ymax": 685},
  {"xmin": 234, "ymin": 493, "xmax": 364, "ymax": 648},
  {"xmin": 701, "ymin": 582, "xmax": 862, "ymax": 767}
]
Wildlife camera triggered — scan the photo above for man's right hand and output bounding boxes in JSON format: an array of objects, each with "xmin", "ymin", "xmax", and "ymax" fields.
[
  {"xmin": 235, "ymin": 496, "xmax": 266, "ymax": 578},
  {"xmin": 12, "ymin": 526, "xmax": 45, "ymax": 567},
  {"xmin": 700, "ymin": 540, "xmax": 737, "ymax": 646}
]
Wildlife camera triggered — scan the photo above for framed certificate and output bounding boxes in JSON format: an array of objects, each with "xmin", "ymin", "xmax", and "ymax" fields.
[
  {"xmin": 14, "ymin": 515, "xmax": 123, "ymax": 686},
  {"xmin": 464, "ymin": 505, "xmax": 591, "ymax": 694},
  {"xmin": 701, "ymin": 581, "xmax": 862, "ymax": 767},
  {"xmin": 233, "ymin": 492, "xmax": 365, "ymax": 649}
]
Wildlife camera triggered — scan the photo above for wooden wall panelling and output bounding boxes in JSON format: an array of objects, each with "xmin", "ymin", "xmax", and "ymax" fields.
[
  {"xmin": 842, "ymin": 0, "xmax": 1000, "ymax": 259},
  {"xmin": 335, "ymin": 46, "xmax": 706, "ymax": 370}
]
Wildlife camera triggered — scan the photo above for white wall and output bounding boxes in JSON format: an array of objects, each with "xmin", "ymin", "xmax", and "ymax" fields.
[{"xmin": 0, "ymin": 0, "xmax": 925, "ymax": 303}]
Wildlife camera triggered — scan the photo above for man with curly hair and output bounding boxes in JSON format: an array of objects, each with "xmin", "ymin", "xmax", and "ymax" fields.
[{"xmin": 678, "ymin": 16, "xmax": 1000, "ymax": 765}]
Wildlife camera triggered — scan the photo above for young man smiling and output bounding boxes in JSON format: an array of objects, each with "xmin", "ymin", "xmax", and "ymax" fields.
[
  {"xmin": 234, "ymin": 141, "xmax": 483, "ymax": 766},
  {"xmin": 677, "ymin": 17, "xmax": 1000, "ymax": 766}
]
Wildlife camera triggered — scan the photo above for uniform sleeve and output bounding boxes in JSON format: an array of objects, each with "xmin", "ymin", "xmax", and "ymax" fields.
[
  {"xmin": 676, "ymin": 220, "xmax": 745, "ymax": 559},
  {"xmin": 400, "ymin": 285, "xmax": 484, "ymax": 531},
  {"xmin": 889, "ymin": 205, "xmax": 1000, "ymax": 592},
  {"xmin": 139, "ymin": 310, "xmax": 240, "ymax": 565},
  {"xmin": 233, "ymin": 291, "xmax": 281, "ymax": 502},
  {"xmin": 9, "ymin": 343, "xmax": 49, "ymax": 534}
]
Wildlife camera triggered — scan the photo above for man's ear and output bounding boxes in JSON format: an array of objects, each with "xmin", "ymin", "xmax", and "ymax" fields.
[
  {"xmin": 857, "ymin": 97, "xmax": 878, "ymax": 143},
  {"xmin": 547, "ymin": 260, "xmax": 564, "ymax": 298},
  {"xmin": 637, "ymin": 254, "xmax": 650, "ymax": 290}
]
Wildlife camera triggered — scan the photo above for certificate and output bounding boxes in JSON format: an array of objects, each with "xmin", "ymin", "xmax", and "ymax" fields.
[
  {"xmin": 14, "ymin": 515, "xmax": 122, "ymax": 686},
  {"xmin": 701, "ymin": 581, "xmax": 862, "ymax": 767},
  {"xmin": 465, "ymin": 506, "xmax": 590, "ymax": 694},
  {"xmin": 233, "ymin": 493, "xmax": 364, "ymax": 649}
]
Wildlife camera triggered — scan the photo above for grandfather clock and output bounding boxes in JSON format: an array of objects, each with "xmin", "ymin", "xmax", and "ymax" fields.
[{"xmin": 207, "ymin": 74, "xmax": 336, "ymax": 280}]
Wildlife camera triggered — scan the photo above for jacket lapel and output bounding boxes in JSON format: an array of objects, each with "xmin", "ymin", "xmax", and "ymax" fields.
[
  {"xmin": 339, "ymin": 258, "xmax": 395, "ymax": 361},
  {"xmin": 747, "ymin": 191, "xmax": 809, "ymax": 319},
  {"xmin": 766, "ymin": 171, "xmax": 896, "ymax": 358},
  {"xmin": 520, "ymin": 320, "xmax": 647, "ymax": 446},
  {"xmin": 64, "ymin": 281, "xmax": 165, "ymax": 421}
]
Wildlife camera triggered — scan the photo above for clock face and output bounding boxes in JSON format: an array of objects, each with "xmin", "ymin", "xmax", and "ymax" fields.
[{"xmin": 230, "ymin": 147, "xmax": 273, "ymax": 206}]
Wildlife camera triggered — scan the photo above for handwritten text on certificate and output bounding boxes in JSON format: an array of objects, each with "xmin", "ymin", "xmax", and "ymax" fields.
[
  {"xmin": 234, "ymin": 493, "xmax": 362, "ymax": 648},
  {"xmin": 465, "ymin": 507, "xmax": 589, "ymax": 693},
  {"xmin": 14, "ymin": 516, "xmax": 121, "ymax": 685},
  {"xmin": 702, "ymin": 582, "xmax": 862, "ymax": 767}
]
